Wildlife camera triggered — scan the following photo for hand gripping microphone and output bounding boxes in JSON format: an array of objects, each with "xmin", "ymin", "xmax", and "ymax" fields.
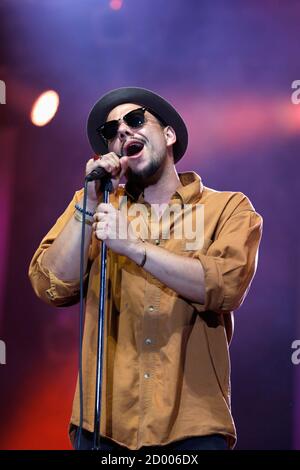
[{"xmin": 85, "ymin": 154, "xmax": 122, "ymax": 182}]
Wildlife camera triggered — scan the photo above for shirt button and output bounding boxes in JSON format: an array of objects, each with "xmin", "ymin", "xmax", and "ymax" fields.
[
  {"xmin": 145, "ymin": 338, "xmax": 152, "ymax": 345},
  {"xmin": 148, "ymin": 305, "xmax": 154, "ymax": 312},
  {"xmin": 155, "ymin": 239, "xmax": 160, "ymax": 245},
  {"xmin": 144, "ymin": 373, "xmax": 150, "ymax": 379}
]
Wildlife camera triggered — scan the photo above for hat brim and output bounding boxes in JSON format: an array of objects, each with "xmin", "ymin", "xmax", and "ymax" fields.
[{"xmin": 87, "ymin": 87, "xmax": 188, "ymax": 163}]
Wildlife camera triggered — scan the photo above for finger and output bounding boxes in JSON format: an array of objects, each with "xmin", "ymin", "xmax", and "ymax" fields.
[
  {"xmin": 86, "ymin": 153, "xmax": 120, "ymax": 177},
  {"xmin": 96, "ymin": 203, "xmax": 115, "ymax": 213},
  {"xmin": 107, "ymin": 152, "xmax": 122, "ymax": 164},
  {"xmin": 93, "ymin": 213, "xmax": 107, "ymax": 223},
  {"xmin": 93, "ymin": 221, "xmax": 107, "ymax": 234},
  {"xmin": 119, "ymin": 156, "xmax": 129, "ymax": 179},
  {"xmin": 86, "ymin": 156, "xmax": 103, "ymax": 174},
  {"xmin": 86, "ymin": 154, "xmax": 115, "ymax": 172},
  {"xmin": 92, "ymin": 221, "xmax": 106, "ymax": 231},
  {"xmin": 94, "ymin": 229, "xmax": 107, "ymax": 241},
  {"xmin": 101, "ymin": 152, "xmax": 120, "ymax": 166},
  {"xmin": 93, "ymin": 221, "xmax": 107, "ymax": 230},
  {"xmin": 103, "ymin": 154, "xmax": 121, "ymax": 176}
]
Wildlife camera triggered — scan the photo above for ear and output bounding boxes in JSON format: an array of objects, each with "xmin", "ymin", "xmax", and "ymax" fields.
[{"xmin": 164, "ymin": 126, "xmax": 177, "ymax": 147}]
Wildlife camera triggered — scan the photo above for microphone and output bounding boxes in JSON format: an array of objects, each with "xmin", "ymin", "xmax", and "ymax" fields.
[
  {"xmin": 85, "ymin": 154, "xmax": 122, "ymax": 182},
  {"xmin": 85, "ymin": 166, "xmax": 109, "ymax": 182}
]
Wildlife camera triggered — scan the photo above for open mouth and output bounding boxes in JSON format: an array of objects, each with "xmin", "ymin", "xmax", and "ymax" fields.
[{"xmin": 123, "ymin": 141, "xmax": 145, "ymax": 157}]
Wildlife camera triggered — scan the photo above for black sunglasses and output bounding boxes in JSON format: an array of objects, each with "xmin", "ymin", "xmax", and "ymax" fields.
[{"xmin": 97, "ymin": 107, "xmax": 148, "ymax": 142}]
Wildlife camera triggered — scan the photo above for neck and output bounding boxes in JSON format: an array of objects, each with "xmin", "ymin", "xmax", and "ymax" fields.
[{"xmin": 143, "ymin": 156, "xmax": 181, "ymax": 205}]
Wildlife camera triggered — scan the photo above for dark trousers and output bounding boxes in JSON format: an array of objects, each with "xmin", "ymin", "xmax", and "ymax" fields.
[{"xmin": 74, "ymin": 427, "xmax": 228, "ymax": 451}]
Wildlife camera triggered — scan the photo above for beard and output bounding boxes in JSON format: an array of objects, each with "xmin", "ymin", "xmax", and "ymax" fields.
[{"xmin": 125, "ymin": 148, "xmax": 167, "ymax": 190}]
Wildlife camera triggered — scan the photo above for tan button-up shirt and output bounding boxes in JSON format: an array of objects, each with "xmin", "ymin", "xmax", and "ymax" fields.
[{"xmin": 28, "ymin": 172, "xmax": 263, "ymax": 450}]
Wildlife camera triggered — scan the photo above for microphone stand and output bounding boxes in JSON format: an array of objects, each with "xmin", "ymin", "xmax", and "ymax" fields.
[{"xmin": 92, "ymin": 174, "xmax": 113, "ymax": 450}]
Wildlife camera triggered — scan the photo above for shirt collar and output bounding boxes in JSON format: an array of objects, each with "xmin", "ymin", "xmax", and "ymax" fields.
[
  {"xmin": 124, "ymin": 171, "xmax": 203, "ymax": 205},
  {"xmin": 173, "ymin": 171, "xmax": 204, "ymax": 204}
]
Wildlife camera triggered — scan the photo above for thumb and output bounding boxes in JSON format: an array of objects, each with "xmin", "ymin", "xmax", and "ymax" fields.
[{"xmin": 118, "ymin": 156, "xmax": 129, "ymax": 179}]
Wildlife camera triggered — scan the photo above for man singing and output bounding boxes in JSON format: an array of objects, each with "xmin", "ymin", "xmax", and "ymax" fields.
[{"xmin": 29, "ymin": 87, "xmax": 263, "ymax": 451}]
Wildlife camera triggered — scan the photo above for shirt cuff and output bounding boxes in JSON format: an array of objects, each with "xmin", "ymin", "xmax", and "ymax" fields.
[
  {"xmin": 190, "ymin": 252, "xmax": 225, "ymax": 313},
  {"xmin": 35, "ymin": 252, "xmax": 89, "ymax": 306}
]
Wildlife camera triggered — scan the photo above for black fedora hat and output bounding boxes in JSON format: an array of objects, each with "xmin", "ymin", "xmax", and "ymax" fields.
[{"xmin": 87, "ymin": 87, "xmax": 188, "ymax": 163}]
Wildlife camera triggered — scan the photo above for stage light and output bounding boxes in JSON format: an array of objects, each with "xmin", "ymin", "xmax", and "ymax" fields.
[
  {"xmin": 109, "ymin": 0, "xmax": 123, "ymax": 11},
  {"xmin": 30, "ymin": 90, "xmax": 59, "ymax": 127}
]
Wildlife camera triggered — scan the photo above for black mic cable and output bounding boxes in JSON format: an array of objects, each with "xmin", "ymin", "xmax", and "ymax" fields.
[{"xmin": 75, "ymin": 177, "xmax": 89, "ymax": 450}]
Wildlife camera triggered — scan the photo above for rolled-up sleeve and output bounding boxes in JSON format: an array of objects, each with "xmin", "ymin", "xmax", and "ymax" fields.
[
  {"xmin": 191, "ymin": 194, "xmax": 263, "ymax": 314},
  {"xmin": 28, "ymin": 189, "xmax": 90, "ymax": 307}
]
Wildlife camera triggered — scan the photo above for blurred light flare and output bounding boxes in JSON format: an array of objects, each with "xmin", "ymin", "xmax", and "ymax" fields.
[
  {"xmin": 110, "ymin": 0, "xmax": 123, "ymax": 11},
  {"xmin": 30, "ymin": 90, "xmax": 59, "ymax": 127},
  {"xmin": 180, "ymin": 96, "xmax": 300, "ymax": 157}
]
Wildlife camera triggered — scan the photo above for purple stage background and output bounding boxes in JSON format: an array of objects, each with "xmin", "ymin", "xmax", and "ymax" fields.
[{"xmin": 0, "ymin": 0, "xmax": 299, "ymax": 449}]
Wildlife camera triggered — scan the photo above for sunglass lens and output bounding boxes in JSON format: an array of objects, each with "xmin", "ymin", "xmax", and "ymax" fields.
[
  {"xmin": 99, "ymin": 108, "xmax": 146, "ymax": 142},
  {"xmin": 101, "ymin": 121, "xmax": 119, "ymax": 140},
  {"xmin": 125, "ymin": 109, "xmax": 145, "ymax": 128}
]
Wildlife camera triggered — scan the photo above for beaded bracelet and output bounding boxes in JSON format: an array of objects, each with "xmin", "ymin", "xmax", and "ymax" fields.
[
  {"xmin": 74, "ymin": 210, "xmax": 93, "ymax": 226},
  {"xmin": 75, "ymin": 203, "xmax": 95, "ymax": 218}
]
